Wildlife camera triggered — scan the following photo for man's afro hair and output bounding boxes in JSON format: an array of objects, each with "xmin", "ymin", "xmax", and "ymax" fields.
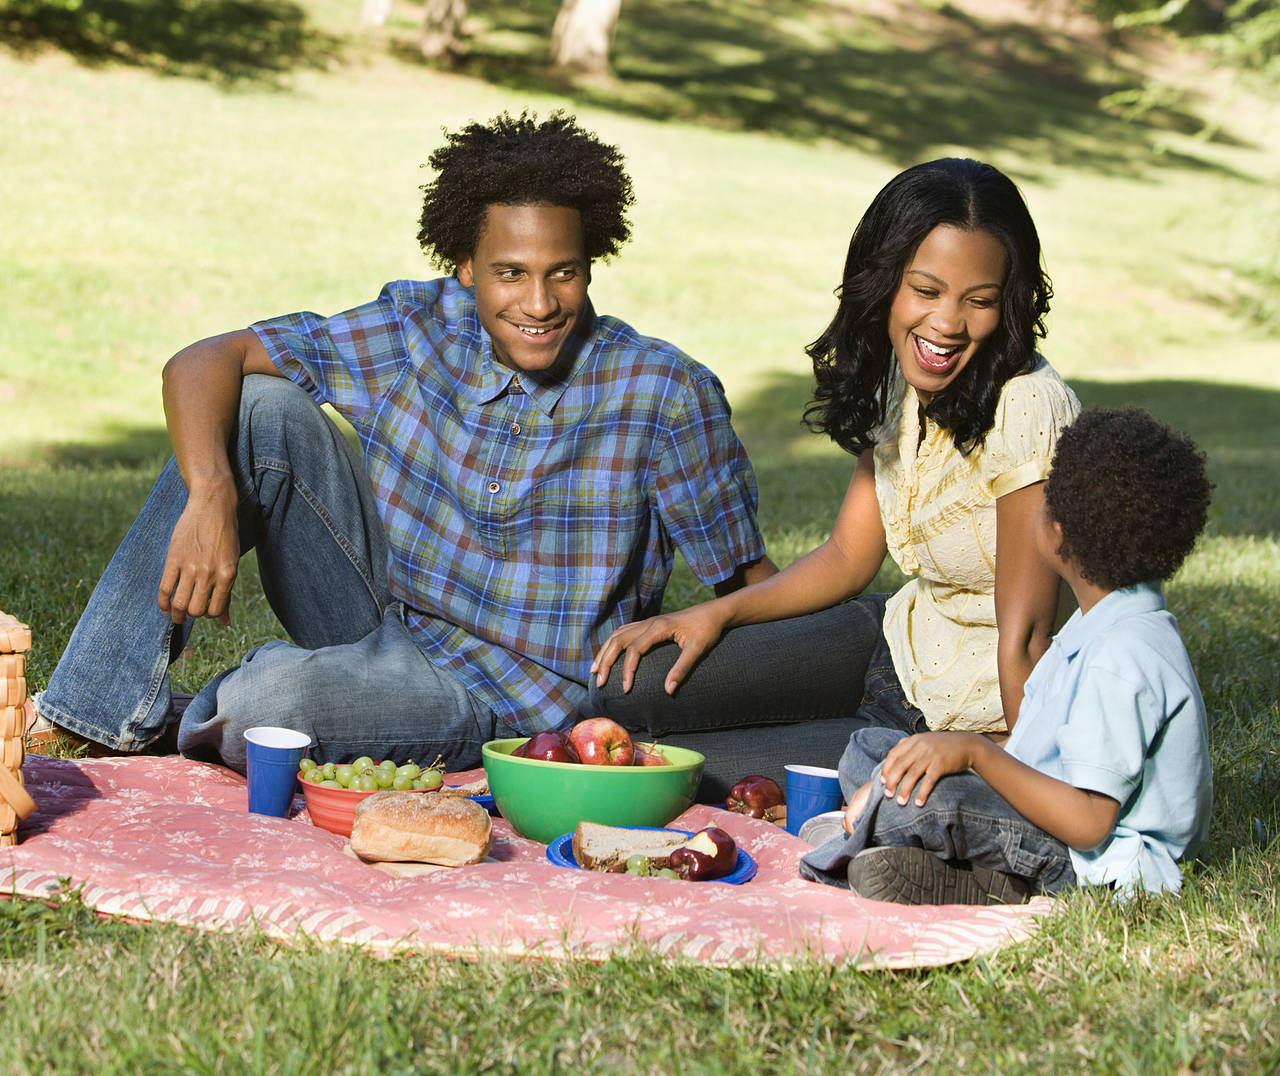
[
  {"xmin": 1045, "ymin": 406, "xmax": 1212, "ymax": 590},
  {"xmin": 418, "ymin": 111, "xmax": 634, "ymax": 273}
]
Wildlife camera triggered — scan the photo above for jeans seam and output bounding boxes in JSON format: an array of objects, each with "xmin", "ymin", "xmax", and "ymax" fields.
[{"xmin": 254, "ymin": 457, "xmax": 384, "ymax": 613}]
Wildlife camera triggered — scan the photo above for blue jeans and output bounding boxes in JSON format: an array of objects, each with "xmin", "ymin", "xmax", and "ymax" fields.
[
  {"xmin": 798, "ymin": 726, "xmax": 1077, "ymax": 894},
  {"xmin": 36, "ymin": 376, "xmax": 512, "ymax": 773}
]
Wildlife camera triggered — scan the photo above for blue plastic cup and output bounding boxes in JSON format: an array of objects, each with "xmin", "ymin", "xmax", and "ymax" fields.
[
  {"xmin": 244, "ymin": 726, "xmax": 312, "ymax": 818},
  {"xmin": 785, "ymin": 764, "xmax": 843, "ymax": 836}
]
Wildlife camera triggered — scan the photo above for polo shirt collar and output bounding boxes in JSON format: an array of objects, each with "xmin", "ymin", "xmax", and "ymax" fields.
[
  {"xmin": 468, "ymin": 302, "xmax": 599, "ymax": 417},
  {"xmin": 1054, "ymin": 581, "xmax": 1166, "ymax": 658}
]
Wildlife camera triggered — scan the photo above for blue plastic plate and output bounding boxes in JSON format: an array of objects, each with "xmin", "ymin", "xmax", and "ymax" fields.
[
  {"xmin": 546, "ymin": 826, "xmax": 757, "ymax": 885},
  {"xmin": 467, "ymin": 793, "xmax": 497, "ymax": 815}
]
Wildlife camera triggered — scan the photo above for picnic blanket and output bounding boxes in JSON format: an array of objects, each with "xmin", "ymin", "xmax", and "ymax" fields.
[{"xmin": 0, "ymin": 754, "xmax": 1058, "ymax": 968}]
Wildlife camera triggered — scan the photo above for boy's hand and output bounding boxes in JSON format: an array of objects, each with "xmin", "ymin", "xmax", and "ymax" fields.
[{"xmin": 879, "ymin": 732, "xmax": 984, "ymax": 808}]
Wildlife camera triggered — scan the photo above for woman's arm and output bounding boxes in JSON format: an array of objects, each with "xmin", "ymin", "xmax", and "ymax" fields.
[
  {"xmin": 994, "ymin": 481, "xmax": 1067, "ymax": 729},
  {"xmin": 592, "ymin": 450, "xmax": 889, "ymax": 694},
  {"xmin": 878, "ymin": 731, "xmax": 1119, "ymax": 851}
]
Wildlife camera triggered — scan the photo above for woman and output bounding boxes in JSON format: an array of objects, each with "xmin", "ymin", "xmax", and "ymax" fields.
[{"xmin": 588, "ymin": 158, "xmax": 1079, "ymax": 794}]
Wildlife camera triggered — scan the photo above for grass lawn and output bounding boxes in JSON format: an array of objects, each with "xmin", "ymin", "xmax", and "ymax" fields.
[{"xmin": 2, "ymin": 0, "xmax": 1279, "ymax": 1070}]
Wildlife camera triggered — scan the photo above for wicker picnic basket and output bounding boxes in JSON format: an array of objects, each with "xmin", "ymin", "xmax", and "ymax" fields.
[{"xmin": 0, "ymin": 610, "xmax": 37, "ymax": 845}]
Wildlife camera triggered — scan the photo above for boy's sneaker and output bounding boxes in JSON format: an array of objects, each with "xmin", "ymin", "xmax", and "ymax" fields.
[
  {"xmin": 797, "ymin": 810, "xmax": 847, "ymax": 846},
  {"xmin": 847, "ymin": 846, "xmax": 1035, "ymax": 906}
]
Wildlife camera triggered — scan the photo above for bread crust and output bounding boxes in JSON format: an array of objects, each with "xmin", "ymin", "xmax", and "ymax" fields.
[
  {"xmin": 350, "ymin": 791, "xmax": 492, "ymax": 866},
  {"xmin": 571, "ymin": 821, "xmax": 689, "ymax": 873}
]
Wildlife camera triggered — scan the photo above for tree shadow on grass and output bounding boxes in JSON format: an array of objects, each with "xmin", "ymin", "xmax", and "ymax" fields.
[
  {"xmin": 0, "ymin": 0, "xmax": 345, "ymax": 84},
  {"xmin": 416, "ymin": 0, "xmax": 1253, "ymax": 181}
]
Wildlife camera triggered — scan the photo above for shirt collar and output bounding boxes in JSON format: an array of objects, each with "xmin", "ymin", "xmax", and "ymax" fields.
[
  {"xmin": 466, "ymin": 300, "xmax": 599, "ymax": 417},
  {"xmin": 1054, "ymin": 581, "xmax": 1166, "ymax": 658}
]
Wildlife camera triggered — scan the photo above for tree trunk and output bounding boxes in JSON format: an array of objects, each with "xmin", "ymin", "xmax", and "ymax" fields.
[
  {"xmin": 551, "ymin": 0, "xmax": 621, "ymax": 76},
  {"xmin": 359, "ymin": 0, "xmax": 393, "ymax": 28},
  {"xmin": 420, "ymin": 0, "xmax": 467, "ymax": 58}
]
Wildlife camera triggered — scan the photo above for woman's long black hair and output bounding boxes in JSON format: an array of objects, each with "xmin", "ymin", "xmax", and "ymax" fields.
[{"xmin": 804, "ymin": 158, "xmax": 1052, "ymax": 455}]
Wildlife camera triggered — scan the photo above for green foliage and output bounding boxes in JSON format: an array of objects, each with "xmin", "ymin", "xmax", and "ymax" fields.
[
  {"xmin": 1211, "ymin": 0, "xmax": 1280, "ymax": 78},
  {"xmin": 1067, "ymin": 0, "xmax": 1279, "ymax": 80}
]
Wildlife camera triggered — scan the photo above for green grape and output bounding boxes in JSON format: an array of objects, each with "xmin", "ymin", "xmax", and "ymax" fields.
[
  {"xmin": 625, "ymin": 854, "xmax": 650, "ymax": 876},
  {"xmin": 419, "ymin": 770, "xmax": 443, "ymax": 791},
  {"xmin": 351, "ymin": 756, "xmax": 375, "ymax": 773},
  {"xmin": 355, "ymin": 773, "xmax": 379, "ymax": 792},
  {"xmin": 320, "ymin": 780, "xmax": 342, "ymax": 789},
  {"xmin": 375, "ymin": 770, "xmax": 396, "ymax": 790},
  {"xmin": 298, "ymin": 758, "xmax": 318, "ymax": 773},
  {"xmin": 657, "ymin": 868, "xmax": 679, "ymax": 880},
  {"xmin": 395, "ymin": 763, "xmax": 421, "ymax": 781},
  {"xmin": 392, "ymin": 775, "xmax": 414, "ymax": 791},
  {"xmin": 319, "ymin": 762, "xmax": 337, "ymax": 781},
  {"xmin": 334, "ymin": 764, "xmax": 355, "ymax": 788}
]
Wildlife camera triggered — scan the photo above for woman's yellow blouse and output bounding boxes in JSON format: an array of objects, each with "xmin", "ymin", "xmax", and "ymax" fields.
[{"xmin": 873, "ymin": 356, "xmax": 1081, "ymax": 733}]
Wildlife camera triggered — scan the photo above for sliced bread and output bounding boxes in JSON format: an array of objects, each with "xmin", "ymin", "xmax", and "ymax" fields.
[{"xmin": 571, "ymin": 821, "xmax": 689, "ymax": 873}]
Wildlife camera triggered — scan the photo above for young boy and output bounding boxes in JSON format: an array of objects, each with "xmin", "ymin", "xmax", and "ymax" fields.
[{"xmin": 798, "ymin": 406, "xmax": 1214, "ymax": 902}]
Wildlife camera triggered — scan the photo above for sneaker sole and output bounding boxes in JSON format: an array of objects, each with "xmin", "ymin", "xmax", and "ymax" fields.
[{"xmin": 848, "ymin": 846, "xmax": 1034, "ymax": 906}]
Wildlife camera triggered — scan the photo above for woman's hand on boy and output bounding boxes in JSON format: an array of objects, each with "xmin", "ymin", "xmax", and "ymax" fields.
[{"xmin": 878, "ymin": 731, "xmax": 988, "ymax": 808}]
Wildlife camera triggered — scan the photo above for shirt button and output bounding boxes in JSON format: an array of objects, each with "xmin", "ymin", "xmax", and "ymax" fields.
[
  {"xmin": 487, "ymin": 480, "xmax": 501, "ymax": 494},
  {"xmin": 510, "ymin": 422, "xmax": 522, "ymax": 437}
]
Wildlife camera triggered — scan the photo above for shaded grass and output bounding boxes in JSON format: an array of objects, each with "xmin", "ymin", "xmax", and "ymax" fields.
[{"xmin": 0, "ymin": 0, "xmax": 345, "ymax": 84}]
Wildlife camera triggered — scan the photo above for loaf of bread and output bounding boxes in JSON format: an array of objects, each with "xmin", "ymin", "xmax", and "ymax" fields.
[
  {"xmin": 571, "ymin": 821, "xmax": 689, "ymax": 873},
  {"xmin": 349, "ymin": 791, "xmax": 492, "ymax": 866}
]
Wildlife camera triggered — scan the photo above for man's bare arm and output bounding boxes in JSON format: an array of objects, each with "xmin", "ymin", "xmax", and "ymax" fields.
[{"xmin": 157, "ymin": 329, "xmax": 280, "ymax": 625}]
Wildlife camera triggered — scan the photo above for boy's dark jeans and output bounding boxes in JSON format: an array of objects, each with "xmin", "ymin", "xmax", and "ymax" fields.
[{"xmin": 799, "ymin": 722, "xmax": 1077, "ymax": 894}]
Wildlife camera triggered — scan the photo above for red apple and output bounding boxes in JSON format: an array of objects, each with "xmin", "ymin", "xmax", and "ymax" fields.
[
  {"xmin": 725, "ymin": 775, "xmax": 785, "ymax": 819},
  {"xmin": 568, "ymin": 717, "xmax": 635, "ymax": 766},
  {"xmin": 670, "ymin": 826, "xmax": 737, "ymax": 881},
  {"xmin": 633, "ymin": 742, "xmax": 671, "ymax": 767},
  {"xmin": 512, "ymin": 730, "xmax": 580, "ymax": 764}
]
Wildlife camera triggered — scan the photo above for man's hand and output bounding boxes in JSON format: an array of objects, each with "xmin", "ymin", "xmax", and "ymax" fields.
[
  {"xmin": 157, "ymin": 482, "xmax": 240, "ymax": 625},
  {"xmin": 590, "ymin": 601, "xmax": 733, "ymax": 695},
  {"xmin": 878, "ymin": 731, "xmax": 985, "ymax": 808}
]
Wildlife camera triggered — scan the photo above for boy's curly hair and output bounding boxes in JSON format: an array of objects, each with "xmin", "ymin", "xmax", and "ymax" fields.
[
  {"xmin": 417, "ymin": 111, "xmax": 634, "ymax": 273},
  {"xmin": 1045, "ymin": 407, "xmax": 1212, "ymax": 590}
]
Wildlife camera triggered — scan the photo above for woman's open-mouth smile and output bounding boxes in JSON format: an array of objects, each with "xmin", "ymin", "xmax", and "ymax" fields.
[{"xmin": 913, "ymin": 333, "xmax": 964, "ymax": 375}]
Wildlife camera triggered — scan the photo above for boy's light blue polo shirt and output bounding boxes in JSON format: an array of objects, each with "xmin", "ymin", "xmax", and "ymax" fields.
[{"xmin": 1006, "ymin": 582, "xmax": 1211, "ymax": 894}]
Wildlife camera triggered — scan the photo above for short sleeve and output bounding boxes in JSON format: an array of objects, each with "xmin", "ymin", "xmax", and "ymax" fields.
[
  {"xmin": 252, "ymin": 281, "xmax": 430, "ymax": 420},
  {"xmin": 654, "ymin": 372, "xmax": 766, "ymax": 585},
  {"xmin": 980, "ymin": 359, "xmax": 1081, "ymax": 499}
]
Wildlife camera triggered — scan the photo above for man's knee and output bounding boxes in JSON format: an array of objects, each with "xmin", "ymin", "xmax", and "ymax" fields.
[{"xmin": 240, "ymin": 373, "xmax": 321, "ymax": 431}]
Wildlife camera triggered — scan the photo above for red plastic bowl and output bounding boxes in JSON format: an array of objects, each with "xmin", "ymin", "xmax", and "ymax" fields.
[{"xmin": 300, "ymin": 778, "xmax": 431, "ymax": 838}]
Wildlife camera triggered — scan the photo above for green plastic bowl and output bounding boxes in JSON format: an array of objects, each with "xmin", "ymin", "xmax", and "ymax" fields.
[{"xmin": 482, "ymin": 738, "xmax": 705, "ymax": 845}]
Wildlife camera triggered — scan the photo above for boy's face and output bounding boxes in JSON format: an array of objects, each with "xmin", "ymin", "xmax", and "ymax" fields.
[{"xmin": 456, "ymin": 203, "xmax": 590, "ymax": 375}]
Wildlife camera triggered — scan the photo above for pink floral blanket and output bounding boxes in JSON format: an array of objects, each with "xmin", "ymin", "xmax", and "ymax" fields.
[{"xmin": 1, "ymin": 755, "xmax": 1058, "ymax": 967}]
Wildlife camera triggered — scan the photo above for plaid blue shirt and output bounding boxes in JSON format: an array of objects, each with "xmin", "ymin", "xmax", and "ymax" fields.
[{"xmin": 253, "ymin": 278, "xmax": 765, "ymax": 733}]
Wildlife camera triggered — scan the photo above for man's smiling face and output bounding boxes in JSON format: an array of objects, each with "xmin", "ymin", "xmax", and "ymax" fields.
[{"xmin": 456, "ymin": 203, "xmax": 590, "ymax": 375}]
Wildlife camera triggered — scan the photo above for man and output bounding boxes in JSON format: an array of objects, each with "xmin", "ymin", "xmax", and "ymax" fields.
[{"xmin": 26, "ymin": 111, "xmax": 776, "ymax": 775}]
